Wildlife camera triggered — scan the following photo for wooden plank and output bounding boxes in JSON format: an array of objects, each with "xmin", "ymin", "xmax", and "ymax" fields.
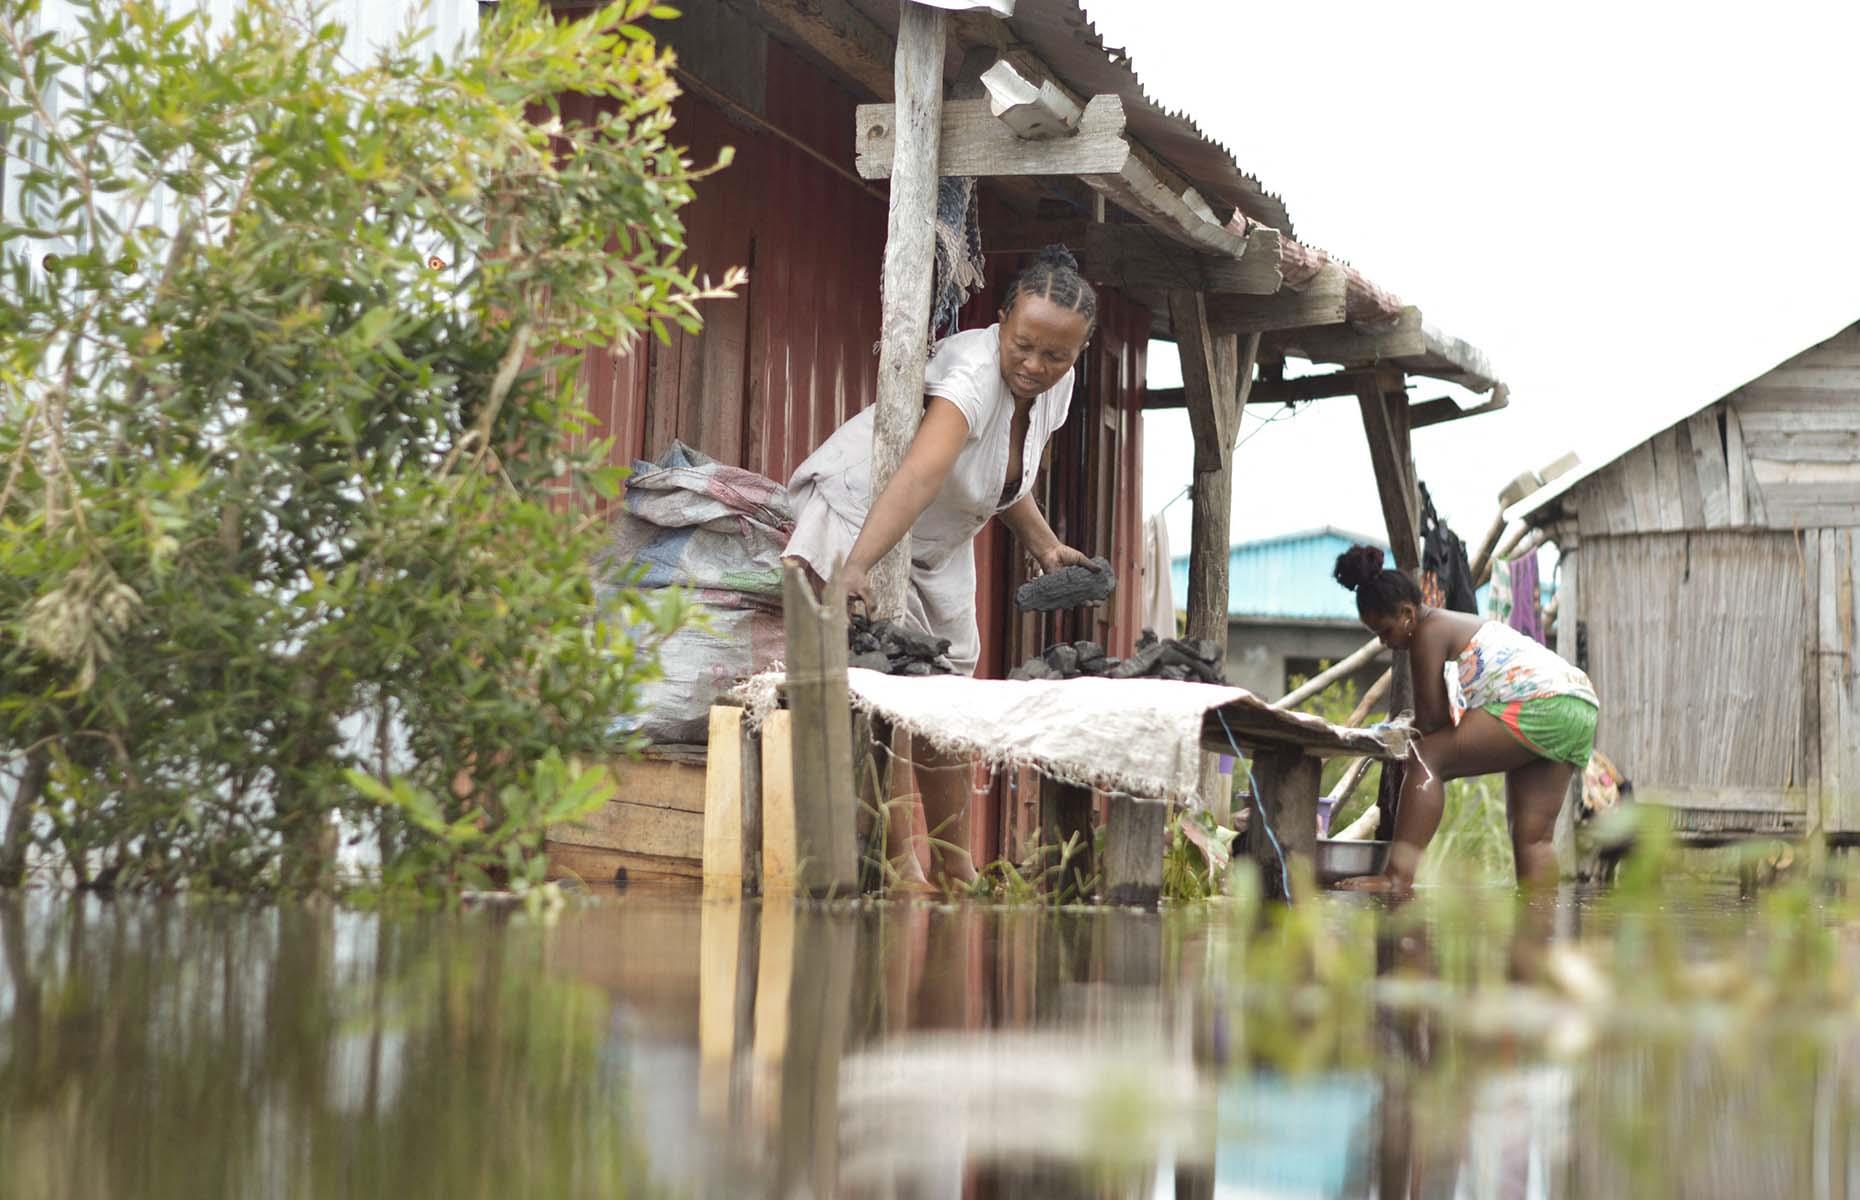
[
  {"xmin": 1801, "ymin": 531, "xmax": 1821, "ymax": 807},
  {"xmin": 1738, "ymin": 408, "xmax": 1768, "ymax": 526},
  {"xmin": 1103, "ymin": 795, "xmax": 1166, "ymax": 907},
  {"xmin": 1732, "ymin": 385, "xmax": 1860, "ymax": 413},
  {"xmin": 866, "ymin": 2, "xmax": 945, "ymax": 619},
  {"xmin": 1742, "ymin": 428, "xmax": 1860, "ymax": 463},
  {"xmin": 855, "ymin": 94, "xmax": 1129, "ymax": 179},
  {"xmin": 978, "ymin": 58, "xmax": 1082, "ymax": 139},
  {"xmin": 1039, "ymin": 777, "xmax": 1095, "ymax": 901},
  {"xmin": 1672, "ymin": 420, "xmax": 1705, "ymax": 527},
  {"xmin": 1619, "ymin": 442, "xmax": 1661, "ymax": 533},
  {"xmin": 1408, "ymin": 387, "xmax": 1510, "ymax": 429},
  {"xmin": 1200, "ymin": 263, "xmax": 1348, "ymax": 335},
  {"xmin": 1083, "ymin": 156, "xmax": 1276, "ymax": 269},
  {"xmin": 1688, "ymin": 409, "xmax": 1726, "ymax": 528},
  {"xmin": 1248, "ymin": 750, "xmax": 1321, "ymax": 901},
  {"xmin": 1285, "ymin": 307, "xmax": 1427, "ymax": 367},
  {"xmin": 741, "ymin": 715, "xmax": 763, "ymax": 895},
  {"xmin": 703, "ymin": 706, "xmax": 746, "ymax": 896},
  {"xmin": 543, "ymin": 841, "xmax": 701, "ymax": 885},
  {"xmin": 1091, "ymin": 223, "xmax": 1279, "ymax": 298},
  {"xmin": 1736, "ymin": 409, "xmax": 1860, "ymax": 434},
  {"xmin": 1842, "ymin": 531, "xmax": 1860, "ymax": 834},
  {"xmin": 1248, "ymin": 368, "xmax": 1378, "ymax": 406},
  {"xmin": 1649, "ymin": 428, "xmax": 1686, "ymax": 530},
  {"xmin": 553, "ymin": 800, "xmax": 704, "ymax": 861},
  {"xmin": 1418, "ymin": 322, "xmax": 1497, "ymax": 393},
  {"xmin": 781, "ymin": 565, "xmax": 859, "ymax": 897},
  {"xmin": 1820, "ymin": 530, "xmax": 1844, "ymax": 833},
  {"xmin": 602, "ymin": 756, "xmax": 708, "ymax": 813},
  {"xmin": 1747, "ymin": 364, "xmax": 1860, "ymax": 392},
  {"xmin": 1168, "ymin": 289, "xmax": 1234, "ymax": 472},
  {"xmin": 1634, "ymin": 787, "xmax": 1809, "ymax": 814},
  {"xmin": 761, "ymin": 709, "xmax": 798, "ymax": 894}
]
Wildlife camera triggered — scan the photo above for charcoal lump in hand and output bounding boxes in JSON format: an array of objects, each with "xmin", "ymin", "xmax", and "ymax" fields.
[{"xmin": 1015, "ymin": 557, "xmax": 1116, "ymax": 612}]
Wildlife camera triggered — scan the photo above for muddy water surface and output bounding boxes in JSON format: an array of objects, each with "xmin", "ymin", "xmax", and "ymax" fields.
[{"xmin": 1, "ymin": 885, "xmax": 1855, "ymax": 1199}]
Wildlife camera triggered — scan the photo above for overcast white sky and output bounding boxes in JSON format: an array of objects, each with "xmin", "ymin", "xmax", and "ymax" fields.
[{"xmin": 1080, "ymin": 0, "xmax": 1860, "ymax": 554}]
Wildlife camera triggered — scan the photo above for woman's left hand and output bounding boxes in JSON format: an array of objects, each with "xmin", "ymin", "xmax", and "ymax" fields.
[{"xmin": 1037, "ymin": 544, "xmax": 1093, "ymax": 575}]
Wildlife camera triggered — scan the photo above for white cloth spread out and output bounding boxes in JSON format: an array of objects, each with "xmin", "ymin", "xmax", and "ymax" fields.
[
  {"xmin": 735, "ymin": 670, "xmax": 1392, "ymax": 807},
  {"xmin": 783, "ymin": 325, "xmax": 1073, "ymax": 675}
]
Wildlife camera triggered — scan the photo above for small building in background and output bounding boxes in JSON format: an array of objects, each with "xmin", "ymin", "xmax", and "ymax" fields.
[
  {"xmin": 1172, "ymin": 528, "xmax": 1392, "ymax": 699},
  {"xmin": 1514, "ymin": 318, "xmax": 1860, "ymax": 844}
]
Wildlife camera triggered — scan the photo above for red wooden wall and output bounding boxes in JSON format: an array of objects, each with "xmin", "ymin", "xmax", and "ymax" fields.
[{"xmin": 565, "ymin": 35, "xmax": 1153, "ymax": 860}]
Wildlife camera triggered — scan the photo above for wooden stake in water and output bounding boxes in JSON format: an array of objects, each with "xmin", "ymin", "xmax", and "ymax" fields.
[{"xmin": 781, "ymin": 563, "xmax": 860, "ymax": 897}]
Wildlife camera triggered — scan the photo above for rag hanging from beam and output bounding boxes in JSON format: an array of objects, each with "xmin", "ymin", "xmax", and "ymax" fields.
[{"xmin": 930, "ymin": 176, "xmax": 987, "ymax": 345}]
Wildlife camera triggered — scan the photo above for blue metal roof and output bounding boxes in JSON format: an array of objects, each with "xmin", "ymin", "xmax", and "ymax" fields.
[
  {"xmin": 1170, "ymin": 527, "xmax": 1555, "ymax": 622},
  {"xmin": 1171, "ymin": 528, "xmax": 1386, "ymax": 622}
]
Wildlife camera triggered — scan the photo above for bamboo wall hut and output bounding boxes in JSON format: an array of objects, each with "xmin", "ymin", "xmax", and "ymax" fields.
[{"xmin": 1514, "ymin": 320, "xmax": 1860, "ymax": 841}]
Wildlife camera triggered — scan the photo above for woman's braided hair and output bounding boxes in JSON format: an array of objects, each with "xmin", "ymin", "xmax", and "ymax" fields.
[
  {"xmin": 1333, "ymin": 543, "xmax": 1421, "ymax": 620},
  {"xmin": 1000, "ymin": 244, "xmax": 1097, "ymax": 332}
]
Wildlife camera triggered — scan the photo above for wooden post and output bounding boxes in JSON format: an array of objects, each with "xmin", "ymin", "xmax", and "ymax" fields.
[
  {"xmin": 1551, "ymin": 532, "xmax": 1583, "ymax": 875},
  {"xmin": 1248, "ymin": 748, "xmax": 1321, "ymax": 901},
  {"xmin": 1172, "ymin": 288, "xmax": 1259, "ymax": 823},
  {"xmin": 1358, "ymin": 370, "xmax": 1418, "ymax": 831},
  {"xmin": 781, "ymin": 565, "xmax": 860, "ymax": 897},
  {"xmin": 1103, "ymin": 795, "xmax": 1167, "ymax": 907},
  {"xmin": 741, "ymin": 716, "xmax": 763, "ymax": 896},
  {"xmin": 867, "ymin": 1, "xmax": 946, "ymax": 619},
  {"xmin": 1039, "ymin": 776, "xmax": 1095, "ymax": 900},
  {"xmin": 703, "ymin": 706, "xmax": 747, "ymax": 897}
]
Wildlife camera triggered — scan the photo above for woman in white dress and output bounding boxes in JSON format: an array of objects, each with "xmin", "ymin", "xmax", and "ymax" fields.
[{"xmin": 783, "ymin": 246, "xmax": 1099, "ymax": 890}]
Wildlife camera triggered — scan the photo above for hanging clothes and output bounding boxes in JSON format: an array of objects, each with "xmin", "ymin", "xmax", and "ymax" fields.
[
  {"xmin": 1139, "ymin": 513, "xmax": 1176, "ymax": 637},
  {"xmin": 929, "ymin": 176, "xmax": 986, "ymax": 344},
  {"xmin": 1486, "ymin": 555, "xmax": 1515, "ymax": 624},
  {"xmin": 1418, "ymin": 482, "xmax": 1479, "ymax": 613},
  {"xmin": 1508, "ymin": 551, "xmax": 1545, "ymax": 644}
]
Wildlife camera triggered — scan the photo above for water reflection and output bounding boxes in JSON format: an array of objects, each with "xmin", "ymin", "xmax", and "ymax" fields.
[{"xmin": 3, "ymin": 889, "xmax": 1859, "ymax": 1198}]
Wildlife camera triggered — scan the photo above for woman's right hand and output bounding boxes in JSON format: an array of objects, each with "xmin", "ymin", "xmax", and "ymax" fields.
[{"xmin": 839, "ymin": 561, "xmax": 874, "ymax": 615}]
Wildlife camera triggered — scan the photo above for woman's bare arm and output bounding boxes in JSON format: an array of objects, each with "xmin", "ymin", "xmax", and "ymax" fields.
[
  {"xmin": 839, "ymin": 396, "xmax": 969, "ymax": 605},
  {"xmin": 1409, "ymin": 618, "xmax": 1455, "ymax": 733},
  {"xmin": 998, "ymin": 493, "xmax": 1089, "ymax": 574}
]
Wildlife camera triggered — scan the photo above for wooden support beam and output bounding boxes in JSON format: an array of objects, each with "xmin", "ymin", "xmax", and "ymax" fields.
[
  {"xmin": 1104, "ymin": 795, "xmax": 1166, "ymax": 907},
  {"xmin": 1088, "ymin": 221, "xmax": 1279, "ymax": 297},
  {"xmin": 1248, "ymin": 368, "xmax": 1379, "ymax": 406},
  {"xmin": 1248, "ymin": 749, "xmax": 1321, "ymax": 901},
  {"xmin": 781, "ymin": 565, "xmax": 860, "ymax": 897},
  {"xmin": 1409, "ymin": 382, "xmax": 1510, "ymax": 429},
  {"xmin": 1169, "ymin": 289, "xmax": 1235, "ymax": 473},
  {"xmin": 867, "ymin": 3, "xmax": 945, "ymax": 619},
  {"xmin": 1085, "ymin": 157, "xmax": 1280, "ymax": 269},
  {"xmin": 979, "ymin": 58, "xmax": 1082, "ymax": 139},
  {"xmin": 1358, "ymin": 373, "xmax": 1421, "ymax": 571},
  {"xmin": 1273, "ymin": 636, "xmax": 1384, "ymax": 710},
  {"xmin": 1202, "ymin": 263, "xmax": 1348, "ymax": 335},
  {"xmin": 856, "ymin": 94, "xmax": 1130, "ymax": 179},
  {"xmin": 1284, "ymin": 307, "xmax": 1427, "ymax": 366}
]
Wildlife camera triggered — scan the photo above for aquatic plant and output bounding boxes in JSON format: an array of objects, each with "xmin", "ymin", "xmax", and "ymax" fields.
[{"xmin": 0, "ymin": 0, "xmax": 740, "ymax": 896}]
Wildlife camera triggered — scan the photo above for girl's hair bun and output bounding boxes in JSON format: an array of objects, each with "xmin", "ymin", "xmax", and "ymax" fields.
[
  {"xmin": 1034, "ymin": 243, "xmax": 1079, "ymax": 272},
  {"xmin": 1333, "ymin": 543, "xmax": 1387, "ymax": 591}
]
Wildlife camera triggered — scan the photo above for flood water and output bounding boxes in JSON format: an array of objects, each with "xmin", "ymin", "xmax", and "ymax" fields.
[{"xmin": 3, "ymin": 884, "xmax": 1858, "ymax": 1199}]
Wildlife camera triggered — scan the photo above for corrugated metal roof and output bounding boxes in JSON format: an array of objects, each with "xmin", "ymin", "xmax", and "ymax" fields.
[
  {"xmin": 843, "ymin": 0, "xmax": 1294, "ymax": 236},
  {"xmin": 1171, "ymin": 527, "xmax": 1386, "ymax": 623}
]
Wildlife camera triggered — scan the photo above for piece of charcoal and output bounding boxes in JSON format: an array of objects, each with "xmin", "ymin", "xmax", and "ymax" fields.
[
  {"xmin": 1158, "ymin": 664, "xmax": 1190, "ymax": 681},
  {"xmin": 1014, "ymin": 556, "xmax": 1116, "ymax": 612},
  {"xmin": 1073, "ymin": 641, "xmax": 1105, "ymax": 664},
  {"xmin": 1183, "ymin": 639, "xmax": 1223, "ymax": 665},
  {"xmin": 849, "ymin": 650, "xmax": 892, "ymax": 673},
  {"xmin": 875, "ymin": 621, "xmax": 949, "ymax": 661},
  {"xmin": 1106, "ymin": 642, "xmax": 1165, "ymax": 679},
  {"xmin": 1090, "ymin": 656, "xmax": 1119, "ymax": 675},
  {"xmin": 900, "ymin": 660, "xmax": 934, "ymax": 676},
  {"xmin": 1136, "ymin": 628, "xmax": 1159, "ymax": 651},
  {"xmin": 1010, "ymin": 658, "xmax": 1058, "ymax": 681},
  {"xmin": 931, "ymin": 655, "xmax": 956, "ymax": 674},
  {"xmin": 1044, "ymin": 644, "xmax": 1080, "ymax": 676}
]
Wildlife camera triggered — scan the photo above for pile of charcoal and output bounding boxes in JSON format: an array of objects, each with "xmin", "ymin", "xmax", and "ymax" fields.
[
  {"xmin": 1008, "ymin": 628, "xmax": 1225, "ymax": 684},
  {"xmin": 846, "ymin": 612, "xmax": 957, "ymax": 676},
  {"xmin": 1015, "ymin": 556, "xmax": 1116, "ymax": 612}
]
